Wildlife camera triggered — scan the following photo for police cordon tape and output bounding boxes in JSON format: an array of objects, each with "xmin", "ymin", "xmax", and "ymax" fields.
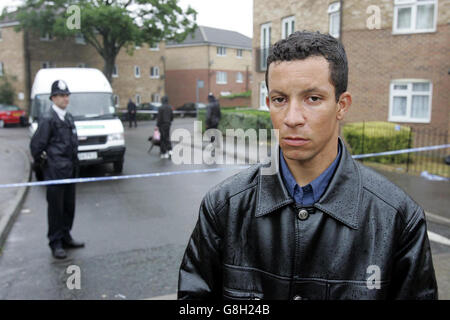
[{"xmin": 0, "ymin": 144, "xmax": 448, "ymax": 189}]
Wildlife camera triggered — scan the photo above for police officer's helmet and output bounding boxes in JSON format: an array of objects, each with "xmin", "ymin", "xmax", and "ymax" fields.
[
  {"xmin": 207, "ymin": 93, "xmax": 215, "ymax": 102},
  {"xmin": 49, "ymin": 80, "xmax": 71, "ymax": 100},
  {"xmin": 161, "ymin": 96, "xmax": 169, "ymax": 104}
]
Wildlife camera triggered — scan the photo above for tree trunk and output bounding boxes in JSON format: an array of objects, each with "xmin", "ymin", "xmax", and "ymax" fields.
[{"xmin": 103, "ymin": 56, "xmax": 115, "ymax": 84}]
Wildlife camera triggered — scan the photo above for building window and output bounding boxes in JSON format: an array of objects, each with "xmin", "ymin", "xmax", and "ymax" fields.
[
  {"xmin": 77, "ymin": 63, "xmax": 86, "ymax": 68},
  {"xmin": 260, "ymin": 81, "xmax": 268, "ymax": 110},
  {"xmin": 393, "ymin": 0, "xmax": 437, "ymax": 34},
  {"xmin": 389, "ymin": 80, "xmax": 432, "ymax": 123},
  {"xmin": 75, "ymin": 33, "xmax": 86, "ymax": 44},
  {"xmin": 260, "ymin": 23, "xmax": 271, "ymax": 71},
  {"xmin": 217, "ymin": 46, "xmax": 227, "ymax": 56},
  {"xmin": 150, "ymin": 43, "xmax": 159, "ymax": 51},
  {"xmin": 135, "ymin": 66, "xmax": 140, "ymax": 78},
  {"xmin": 151, "ymin": 93, "xmax": 160, "ymax": 103},
  {"xmin": 216, "ymin": 71, "xmax": 227, "ymax": 84},
  {"xmin": 236, "ymin": 49, "xmax": 243, "ymax": 58},
  {"xmin": 328, "ymin": 2, "xmax": 341, "ymax": 38},
  {"xmin": 42, "ymin": 61, "xmax": 55, "ymax": 69},
  {"xmin": 114, "ymin": 94, "xmax": 120, "ymax": 107},
  {"xmin": 281, "ymin": 16, "xmax": 295, "ymax": 39},
  {"xmin": 0, "ymin": 62, "xmax": 3, "ymax": 76},
  {"xmin": 236, "ymin": 72, "xmax": 243, "ymax": 83},
  {"xmin": 135, "ymin": 94, "xmax": 141, "ymax": 106},
  {"xmin": 40, "ymin": 32, "xmax": 53, "ymax": 41},
  {"xmin": 135, "ymin": 45, "xmax": 141, "ymax": 50},
  {"xmin": 112, "ymin": 65, "xmax": 118, "ymax": 77},
  {"xmin": 150, "ymin": 66, "xmax": 160, "ymax": 79}
]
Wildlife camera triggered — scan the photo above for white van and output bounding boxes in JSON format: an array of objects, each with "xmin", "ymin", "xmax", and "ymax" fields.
[{"xmin": 29, "ymin": 68, "xmax": 126, "ymax": 173}]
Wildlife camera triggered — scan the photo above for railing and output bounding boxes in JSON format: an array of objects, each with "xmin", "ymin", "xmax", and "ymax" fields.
[{"xmin": 341, "ymin": 122, "xmax": 449, "ymax": 178}]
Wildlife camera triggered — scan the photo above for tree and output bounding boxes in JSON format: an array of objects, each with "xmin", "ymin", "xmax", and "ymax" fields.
[
  {"xmin": 0, "ymin": 73, "xmax": 17, "ymax": 105},
  {"xmin": 6, "ymin": 0, "xmax": 197, "ymax": 83}
]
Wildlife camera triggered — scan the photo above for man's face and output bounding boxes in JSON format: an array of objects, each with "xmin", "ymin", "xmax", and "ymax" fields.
[
  {"xmin": 51, "ymin": 94, "xmax": 70, "ymax": 110},
  {"xmin": 266, "ymin": 56, "xmax": 351, "ymax": 166}
]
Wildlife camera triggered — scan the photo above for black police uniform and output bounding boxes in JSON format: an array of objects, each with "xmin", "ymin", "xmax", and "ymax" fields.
[{"xmin": 30, "ymin": 80, "xmax": 83, "ymax": 258}]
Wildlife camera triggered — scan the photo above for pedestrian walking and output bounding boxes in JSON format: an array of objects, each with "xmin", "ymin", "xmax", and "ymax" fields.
[
  {"xmin": 30, "ymin": 80, "xmax": 85, "ymax": 260},
  {"xmin": 205, "ymin": 93, "xmax": 221, "ymax": 150},
  {"xmin": 157, "ymin": 96, "xmax": 173, "ymax": 159},
  {"xmin": 178, "ymin": 31, "xmax": 438, "ymax": 300},
  {"xmin": 127, "ymin": 98, "xmax": 137, "ymax": 128}
]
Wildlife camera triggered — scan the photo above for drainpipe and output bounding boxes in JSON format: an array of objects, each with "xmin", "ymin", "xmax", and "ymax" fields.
[{"xmin": 339, "ymin": 0, "xmax": 344, "ymax": 41}]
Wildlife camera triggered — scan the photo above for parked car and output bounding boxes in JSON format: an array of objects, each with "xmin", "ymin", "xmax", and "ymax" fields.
[
  {"xmin": 175, "ymin": 102, "xmax": 206, "ymax": 117},
  {"xmin": 138, "ymin": 102, "xmax": 161, "ymax": 119},
  {"xmin": 0, "ymin": 104, "xmax": 28, "ymax": 127}
]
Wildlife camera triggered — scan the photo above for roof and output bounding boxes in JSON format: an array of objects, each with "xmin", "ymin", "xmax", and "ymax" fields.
[
  {"xmin": 31, "ymin": 68, "xmax": 112, "ymax": 98},
  {"xmin": 167, "ymin": 26, "xmax": 252, "ymax": 49}
]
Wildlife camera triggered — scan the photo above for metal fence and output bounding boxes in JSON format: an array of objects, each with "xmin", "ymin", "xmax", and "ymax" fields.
[{"xmin": 341, "ymin": 122, "xmax": 449, "ymax": 178}]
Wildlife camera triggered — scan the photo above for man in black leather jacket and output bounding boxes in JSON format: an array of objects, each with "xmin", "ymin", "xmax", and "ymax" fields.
[
  {"xmin": 30, "ymin": 80, "xmax": 85, "ymax": 259},
  {"xmin": 178, "ymin": 31, "xmax": 438, "ymax": 300}
]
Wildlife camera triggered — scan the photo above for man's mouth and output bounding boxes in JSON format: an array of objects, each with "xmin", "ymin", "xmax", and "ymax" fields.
[{"xmin": 282, "ymin": 136, "xmax": 310, "ymax": 147}]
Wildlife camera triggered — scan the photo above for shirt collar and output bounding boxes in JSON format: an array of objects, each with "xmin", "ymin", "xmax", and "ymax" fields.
[
  {"xmin": 52, "ymin": 104, "xmax": 67, "ymax": 121},
  {"xmin": 279, "ymin": 142, "xmax": 341, "ymax": 204},
  {"xmin": 256, "ymin": 137, "xmax": 361, "ymax": 230}
]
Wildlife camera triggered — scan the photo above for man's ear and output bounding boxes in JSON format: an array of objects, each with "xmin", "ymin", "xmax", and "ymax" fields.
[
  {"xmin": 266, "ymin": 96, "xmax": 270, "ymax": 108},
  {"xmin": 336, "ymin": 92, "xmax": 352, "ymax": 120}
]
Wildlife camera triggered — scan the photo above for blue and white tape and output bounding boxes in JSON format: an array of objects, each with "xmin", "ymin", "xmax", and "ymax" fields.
[{"xmin": 0, "ymin": 144, "xmax": 448, "ymax": 189}]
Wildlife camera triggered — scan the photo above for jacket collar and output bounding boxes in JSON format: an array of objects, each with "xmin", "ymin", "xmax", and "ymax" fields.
[{"xmin": 255, "ymin": 137, "xmax": 361, "ymax": 230}]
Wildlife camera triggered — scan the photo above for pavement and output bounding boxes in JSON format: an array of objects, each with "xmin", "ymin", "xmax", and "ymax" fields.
[{"xmin": 0, "ymin": 122, "xmax": 449, "ymax": 299}]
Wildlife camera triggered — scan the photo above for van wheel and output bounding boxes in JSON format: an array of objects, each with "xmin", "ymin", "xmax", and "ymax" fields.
[{"xmin": 113, "ymin": 161, "xmax": 123, "ymax": 173}]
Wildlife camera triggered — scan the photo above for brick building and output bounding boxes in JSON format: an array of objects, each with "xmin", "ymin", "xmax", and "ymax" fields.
[
  {"xmin": 165, "ymin": 26, "xmax": 252, "ymax": 108},
  {"xmin": 0, "ymin": 16, "xmax": 165, "ymax": 111},
  {"xmin": 252, "ymin": 0, "xmax": 449, "ymax": 133}
]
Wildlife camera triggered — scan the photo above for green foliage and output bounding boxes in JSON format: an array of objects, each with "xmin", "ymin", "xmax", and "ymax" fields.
[
  {"xmin": 0, "ymin": 74, "xmax": 16, "ymax": 105},
  {"xmin": 342, "ymin": 121, "xmax": 413, "ymax": 164},
  {"xmin": 7, "ymin": 0, "xmax": 197, "ymax": 82},
  {"xmin": 197, "ymin": 108, "xmax": 273, "ymax": 140}
]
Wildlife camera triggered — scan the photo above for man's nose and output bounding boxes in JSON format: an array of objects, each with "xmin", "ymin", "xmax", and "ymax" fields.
[{"xmin": 284, "ymin": 99, "xmax": 306, "ymax": 128}]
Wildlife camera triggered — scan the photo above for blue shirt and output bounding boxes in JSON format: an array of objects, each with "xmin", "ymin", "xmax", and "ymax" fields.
[{"xmin": 279, "ymin": 144, "xmax": 341, "ymax": 206}]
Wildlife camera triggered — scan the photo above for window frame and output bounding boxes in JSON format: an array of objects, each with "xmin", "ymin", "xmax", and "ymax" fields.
[
  {"xmin": 134, "ymin": 65, "xmax": 141, "ymax": 78},
  {"xmin": 328, "ymin": 2, "xmax": 341, "ymax": 38},
  {"xmin": 75, "ymin": 33, "xmax": 86, "ymax": 45},
  {"xmin": 0, "ymin": 62, "xmax": 4, "ymax": 76},
  {"xmin": 217, "ymin": 46, "xmax": 227, "ymax": 56},
  {"xmin": 216, "ymin": 71, "xmax": 227, "ymax": 84},
  {"xmin": 135, "ymin": 94, "xmax": 141, "ymax": 106},
  {"xmin": 260, "ymin": 22, "xmax": 272, "ymax": 71},
  {"xmin": 236, "ymin": 49, "xmax": 243, "ymax": 58},
  {"xmin": 112, "ymin": 65, "xmax": 118, "ymax": 78},
  {"xmin": 281, "ymin": 16, "xmax": 295, "ymax": 39},
  {"xmin": 388, "ymin": 79, "xmax": 433, "ymax": 123},
  {"xmin": 149, "ymin": 43, "xmax": 160, "ymax": 51},
  {"xmin": 150, "ymin": 66, "xmax": 160, "ymax": 79},
  {"xmin": 236, "ymin": 72, "xmax": 244, "ymax": 83},
  {"xmin": 393, "ymin": 0, "xmax": 438, "ymax": 34}
]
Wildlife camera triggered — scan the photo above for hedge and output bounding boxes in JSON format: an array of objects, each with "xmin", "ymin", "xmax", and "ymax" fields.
[
  {"xmin": 342, "ymin": 121, "xmax": 412, "ymax": 164},
  {"xmin": 197, "ymin": 108, "xmax": 273, "ymax": 140}
]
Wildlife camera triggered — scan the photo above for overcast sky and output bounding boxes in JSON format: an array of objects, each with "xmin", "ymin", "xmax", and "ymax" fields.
[{"xmin": 0, "ymin": 0, "xmax": 253, "ymax": 38}]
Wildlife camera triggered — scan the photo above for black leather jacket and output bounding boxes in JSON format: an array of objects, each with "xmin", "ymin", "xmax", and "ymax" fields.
[
  {"xmin": 178, "ymin": 138, "xmax": 438, "ymax": 300},
  {"xmin": 30, "ymin": 108, "xmax": 79, "ymax": 180}
]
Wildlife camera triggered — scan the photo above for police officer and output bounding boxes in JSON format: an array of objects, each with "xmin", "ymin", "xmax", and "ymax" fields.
[
  {"xmin": 30, "ymin": 80, "xmax": 84, "ymax": 259},
  {"xmin": 157, "ymin": 96, "xmax": 173, "ymax": 159},
  {"xmin": 205, "ymin": 93, "xmax": 221, "ymax": 151}
]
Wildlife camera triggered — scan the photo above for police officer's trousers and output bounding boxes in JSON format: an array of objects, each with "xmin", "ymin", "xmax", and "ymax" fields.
[{"xmin": 47, "ymin": 183, "xmax": 76, "ymax": 248}]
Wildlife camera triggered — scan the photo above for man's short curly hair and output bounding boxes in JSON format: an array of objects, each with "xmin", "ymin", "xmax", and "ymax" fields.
[{"xmin": 265, "ymin": 31, "xmax": 348, "ymax": 102}]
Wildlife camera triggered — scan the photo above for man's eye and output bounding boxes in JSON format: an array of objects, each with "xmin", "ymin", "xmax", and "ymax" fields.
[
  {"xmin": 308, "ymin": 96, "xmax": 321, "ymax": 103},
  {"xmin": 272, "ymin": 97, "xmax": 286, "ymax": 104}
]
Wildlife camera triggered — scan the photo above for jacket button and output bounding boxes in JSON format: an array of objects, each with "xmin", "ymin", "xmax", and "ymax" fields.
[
  {"xmin": 293, "ymin": 295, "xmax": 303, "ymax": 300},
  {"xmin": 298, "ymin": 209, "xmax": 309, "ymax": 220}
]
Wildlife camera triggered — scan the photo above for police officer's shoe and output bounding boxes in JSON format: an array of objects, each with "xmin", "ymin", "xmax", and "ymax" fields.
[
  {"xmin": 62, "ymin": 238, "xmax": 85, "ymax": 249},
  {"xmin": 51, "ymin": 243, "xmax": 67, "ymax": 259}
]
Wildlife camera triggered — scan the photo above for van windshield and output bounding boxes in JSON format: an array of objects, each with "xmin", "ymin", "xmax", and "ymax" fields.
[{"xmin": 31, "ymin": 93, "xmax": 116, "ymax": 121}]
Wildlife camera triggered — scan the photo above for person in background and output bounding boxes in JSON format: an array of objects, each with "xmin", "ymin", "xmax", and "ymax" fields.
[
  {"xmin": 127, "ymin": 98, "xmax": 137, "ymax": 128},
  {"xmin": 157, "ymin": 96, "xmax": 173, "ymax": 159}
]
